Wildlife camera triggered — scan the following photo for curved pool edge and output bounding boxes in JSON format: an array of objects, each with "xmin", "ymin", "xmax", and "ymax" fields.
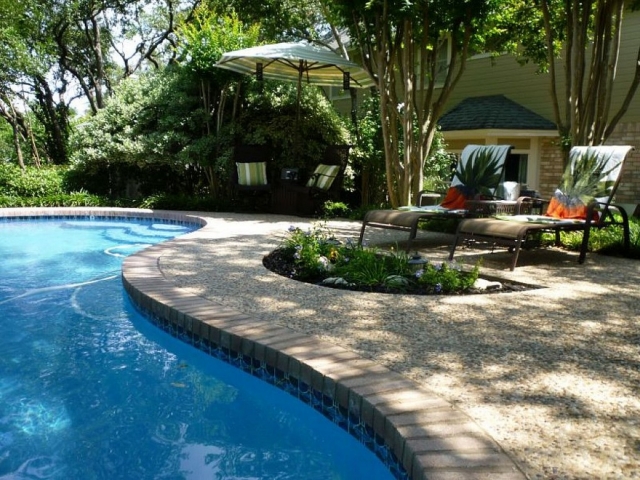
[{"xmin": 2, "ymin": 207, "xmax": 527, "ymax": 480}]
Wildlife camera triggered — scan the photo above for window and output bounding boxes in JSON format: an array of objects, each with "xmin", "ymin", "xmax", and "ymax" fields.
[{"xmin": 503, "ymin": 153, "xmax": 528, "ymax": 185}]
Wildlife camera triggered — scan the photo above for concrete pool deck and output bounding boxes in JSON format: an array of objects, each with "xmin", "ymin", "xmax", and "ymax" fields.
[{"xmin": 4, "ymin": 207, "xmax": 639, "ymax": 479}]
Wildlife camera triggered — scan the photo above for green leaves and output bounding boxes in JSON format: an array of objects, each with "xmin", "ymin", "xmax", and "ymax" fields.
[
  {"xmin": 559, "ymin": 148, "xmax": 617, "ymax": 204},
  {"xmin": 0, "ymin": 163, "xmax": 66, "ymax": 197},
  {"xmin": 175, "ymin": 6, "xmax": 260, "ymax": 77},
  {"xmin": 277, "ymin": 224, "xmax": 481, "ymax": 294},
  {"xmin": 454, "ymin": 146, "xmax": 504, "ymax": 198}
]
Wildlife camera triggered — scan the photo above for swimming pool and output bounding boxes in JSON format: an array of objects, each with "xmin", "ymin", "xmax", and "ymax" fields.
[{"xmin": 0, "ymin": 218, "xmax": 395, "ymax": 479}]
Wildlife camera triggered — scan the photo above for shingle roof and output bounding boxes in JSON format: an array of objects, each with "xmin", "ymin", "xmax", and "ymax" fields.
[{"xmin": 438, "ymin": 95, "xmax": 557, "ymax": 131}]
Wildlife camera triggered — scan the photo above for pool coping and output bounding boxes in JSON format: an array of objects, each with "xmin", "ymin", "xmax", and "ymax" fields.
[{"xmin": 2, "ymin": 207, "xmax": 528, "ymax": 480}]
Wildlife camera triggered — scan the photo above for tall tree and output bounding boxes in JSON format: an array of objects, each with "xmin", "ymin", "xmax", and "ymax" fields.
[
  {"xmin": 505, "ymin": 0, "xmax": 640, "ymax": 148},
  {"xmin": 0, "ymin": 0, "xmax": 202, "ymax": 164},
  {"xmin": 48, "ymin": 0, "xmax": 201, "ymax": 114},
  {"xmin": 329, "ymin": 0, "xmax": 502, "ymax": 207},
  {"xmin": 175, "ymin": 6, "xmax": 260, "ymax": 195},
  {"xmin": 0, "ymin": 0, "xmax": 49, "ymax": 166}
]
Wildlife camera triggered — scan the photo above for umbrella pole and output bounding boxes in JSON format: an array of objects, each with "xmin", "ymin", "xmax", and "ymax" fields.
[{"xmin": 296, "ymin": 66, "xmax": 302, "ymax": 119}]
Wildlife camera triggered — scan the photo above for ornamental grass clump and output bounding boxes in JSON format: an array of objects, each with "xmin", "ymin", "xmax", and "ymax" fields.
[{"xmin": 268, "ymin": 224, "xmax": 481, "ymax": 295}]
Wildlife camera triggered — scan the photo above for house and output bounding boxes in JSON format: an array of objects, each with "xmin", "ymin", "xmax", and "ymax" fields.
[
  {"xmin": 438, "ymin": 10, "xmax": 640, "ymax": 214},
  {"xmin": 330, "ymin": 10, "xmax": 639, "ymax": 214}
]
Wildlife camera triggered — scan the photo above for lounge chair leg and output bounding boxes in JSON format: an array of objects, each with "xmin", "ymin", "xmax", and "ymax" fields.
[
  {"xmin": 405, "ymin": 222, "xmax": 420, "ymax": 252},
  {"xmin": 358, "ymin": 221, "xmax": 368, "ymax": 246},
  {"xmin": 578, "ymin": 224, "xmax": 591, "ymax": 264},
  {"xmin": 510, "ymin": 236, "xmax": 525, "ymax": 271},
  {"xmin": 621, "ymin": 208, "xmax": 631, "ymax": 253},
  {"xmin": 554, "ymin": 230, "xmax": 562, "ymax": 247},
  {"xmin": 449, "ymin": 236, "xmax": 459, "ymax": 261}
]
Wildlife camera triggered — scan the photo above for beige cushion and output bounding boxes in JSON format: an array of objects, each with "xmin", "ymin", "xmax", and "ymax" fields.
[
  {"xmin": 306, "ymin": 164, "xmax": 340, "ymax": 190},
  {"xmin": 236, "ymin": 162, "xmax": 267, "ymax": 186}
]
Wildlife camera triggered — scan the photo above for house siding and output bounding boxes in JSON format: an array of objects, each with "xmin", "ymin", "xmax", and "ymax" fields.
[
  {"xmin": 440, "ymin": 10, "xmax": 640, "ymax": 208},
  {"xmin": 445, "ymin": 11, "xmax": 640, "ymax": 124}
]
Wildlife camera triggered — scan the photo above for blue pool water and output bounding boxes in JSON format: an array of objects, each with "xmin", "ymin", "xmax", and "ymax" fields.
[{"xmin": 0, "ymin": 219, "xmax": 394, "ymax": 480}]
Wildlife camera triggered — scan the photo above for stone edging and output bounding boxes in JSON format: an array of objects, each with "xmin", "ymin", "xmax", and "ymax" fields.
[{"xmin": 2, "ymin": 207, "xmax": 528, "ymax": 480}]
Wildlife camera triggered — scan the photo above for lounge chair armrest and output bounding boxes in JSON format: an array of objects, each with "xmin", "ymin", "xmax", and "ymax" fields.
[{"xmin": 418, "ymin": 188, "xmax": 446, "ymax": 196}]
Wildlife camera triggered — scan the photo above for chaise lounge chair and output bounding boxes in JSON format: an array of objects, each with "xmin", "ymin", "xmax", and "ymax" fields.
[
  {"xmin": 448, "ymin": 145, "xmax": 635, "ymax": 270},
  {"xmin": 358, "ymin": 144, "xmax": 513, "ymax": 251}
]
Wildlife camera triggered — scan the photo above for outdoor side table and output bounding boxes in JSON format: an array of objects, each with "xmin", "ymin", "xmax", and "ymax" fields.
[{"xmin": 465, "ymin": 199, "xmax": 544, "ymax": 217}]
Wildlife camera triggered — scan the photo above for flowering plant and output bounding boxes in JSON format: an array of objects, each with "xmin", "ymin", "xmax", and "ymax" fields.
[
  {"xmin": 271, "ymin": 224, "xmax": 480, "ymax": 294},
  {"xmin": 280, "ymin": 224, "xmax": 341, "ymax": 280}
]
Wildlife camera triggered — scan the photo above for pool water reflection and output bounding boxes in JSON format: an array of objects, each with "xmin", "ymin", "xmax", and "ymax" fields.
[{"xmin": 0, "ymin": 219, "xmax": 394, "ymax": 479}]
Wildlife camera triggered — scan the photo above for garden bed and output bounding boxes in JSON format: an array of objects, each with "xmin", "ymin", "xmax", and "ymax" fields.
[{"xmin": 263, "ymin": 247, "xmax": 541, "ymax": 296}]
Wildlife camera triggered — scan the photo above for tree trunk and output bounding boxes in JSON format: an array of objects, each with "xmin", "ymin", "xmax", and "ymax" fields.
[
  {"xmin": 11, "ymin": 123, "xmax": 25, "ymax": 171},
  {"xmin": 1, "ymin": 96, "xmax": 26, "ymax": 170},
  {"xmin": 33, "ymin": 76, "xmax": 69, "ymax": 165},
  {"xmin": 541, "ymin": 0, "xmax": 636, "ymax": 148}
]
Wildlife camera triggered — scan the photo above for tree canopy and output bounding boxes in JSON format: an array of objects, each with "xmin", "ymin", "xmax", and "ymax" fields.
[
  {"xmin": 1, "ymin": 0, "xmax": 640, "ymax": 210},
  {"xmin": 501, "ymin": 0, "xmax": 640, "ymax": 148},
  {"xmin": 327, "ymin": 0, "xmax": 507, "ymax": 207}
]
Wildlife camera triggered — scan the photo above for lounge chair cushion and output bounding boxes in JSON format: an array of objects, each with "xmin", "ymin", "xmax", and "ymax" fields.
[
  {"xmin": 307, "ymin": 164, "xmax": 340, "ymax": 190},
  {"xmin": 237, "ymin": 162, "xmax": 268, "ymax": 186}
]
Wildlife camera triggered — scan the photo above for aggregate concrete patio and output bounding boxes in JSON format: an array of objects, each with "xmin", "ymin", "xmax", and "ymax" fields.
[
  {"xmin": 3, "ymin": 208, "xmax": 638, "ymax": 479},
  {"xmin": 144, "ymin": 211, "xmax": 640, "ymax": 480}
]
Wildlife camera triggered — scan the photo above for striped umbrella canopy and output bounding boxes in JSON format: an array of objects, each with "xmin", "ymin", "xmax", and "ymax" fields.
[{"xmin": 215, "ymin": 41, "xmax": 375, "ymax": 89}]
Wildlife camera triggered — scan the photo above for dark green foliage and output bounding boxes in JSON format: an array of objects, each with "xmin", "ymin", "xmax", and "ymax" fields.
[
  {"xmin": 348, "ymin": 94, "xmax": 387, "ymax": 207},
  {"xmin": 0, "ymin": 192, "xmax": 104, "ymax": 207},
  {"xmin": 68, "ymin": 66, "xmax": 350, "ymax": 206},
  {"xmin": 271, "ymin": 224, "xmax": 481, "ymax": 294},
  {"xmin": 68, "ymin": 68, "xmax": 204, "ymax": 198},
  {"xmin": 235, "ymin": 81, "xmax": 350, "ymax": 181},
  {"xmin": 137, "ymin": 193, "xmax": 232, "ymax": 212},
  {"xmin": 0, "ymin": 163, "xmax": 65, "ymax": 196}
]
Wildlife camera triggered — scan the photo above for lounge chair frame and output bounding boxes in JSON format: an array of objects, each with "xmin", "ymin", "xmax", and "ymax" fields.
[
  {"xmin": 448, "ymin": 145, "xmax": 634, "ymax": 270},
  {"xmin": 358, "ymin": 144, "xmax": 514, "ymax": 251},
  {"xmin": 448, "ymin": 198, "xmax": 631, "ymax": 270}
]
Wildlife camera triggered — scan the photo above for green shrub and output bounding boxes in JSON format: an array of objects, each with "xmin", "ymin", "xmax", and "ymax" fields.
[
  {"xmin": 237, "ymin": 82, "xmax": 351, "ymax": 179},
  {"xmin": 274, "ymin": 224, "xmax": 480, "ymax": 294},
  {"xmin": 280, "ymin": 224, "xmax": 341, "ymax": 280},
  {"xmin": 334, "ymin": 246, "xmax": 395, "ymax": 286},
  {"xmin": 138, "ymin": 193, "xmax": 231, "ymax": 212},
  {"xmin": 543, "ymin": 215, "xmax": 640, "ymax": 259},
  {"xmin": 0, "ymin": 164, "xmax": 66, "ymax": 197},
  {"xmin": 415, "ymin": 259, "xmax": 481, "ymax": 294},
  {"xmin": 0, "ymin": 191, "xmax": 104, "ymax": 207},
  {"xmin": 320, "ymin": 201, "xmax": 351, "ymax": 219}
]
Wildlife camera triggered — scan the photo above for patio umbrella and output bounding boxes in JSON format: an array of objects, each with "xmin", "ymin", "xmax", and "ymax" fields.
[{"xmin": 215, "ymin": 41, "xmax": 375, "ymax": 114}]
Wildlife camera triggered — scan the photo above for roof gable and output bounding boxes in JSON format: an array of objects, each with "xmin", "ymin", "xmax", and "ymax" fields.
[{"xmin": 438, "ymin": 95, "xmax": 557, "ymax": 131}]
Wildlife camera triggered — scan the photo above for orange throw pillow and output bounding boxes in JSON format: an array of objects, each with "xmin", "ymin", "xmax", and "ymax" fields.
[
  {"xmin": 546, "ymin": 197, "xmax": 598, "ymax": 221},
  {"xmin": 440, "ymin": 187, "xmax": 469, "ymax": 210}
]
